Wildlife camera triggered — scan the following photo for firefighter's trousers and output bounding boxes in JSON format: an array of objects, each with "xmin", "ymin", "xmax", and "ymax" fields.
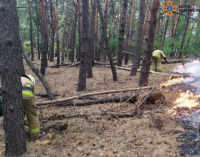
[
  {"xmin": 152, "ymin": 56, "xmax": 162, "ymax": 72},
  {"xmin": 23, "ymin": 98, "xmax": 40, "ymax": 140}
]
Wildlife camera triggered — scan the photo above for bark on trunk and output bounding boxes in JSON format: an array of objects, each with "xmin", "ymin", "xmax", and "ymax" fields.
[
  {"xmin": 117, "ymin": 0, "xmax": 128, "ymax": 66},
  {"xmin": 77, "ymin": 0, "xmax": 82, "ymax": 62},
  {"xmin": 119, "ymin": 0, "xmax": 122, "ymax": 30},
  {"xmin": 27, "ymin": 0, "xmax": 34, "ymax": 61},
  {"xmin": 139, "ymin": 0, "xmax": 160, "ymax": 86},
  {"xmin": 22, "ymin": 43, "xmax": 55, "ymax": 100},
  {"xmin": 130, "ymin": 0, "xmax": 135, "ymax": 37},
  {"xmin": 39, "ymin": 0, "xmax": 48, "ymax": 76},
  {"xmin": 61, "ymin": 0, "xmax": 69, "ymax": 64},
  {"xmin": 87, "ymin": 0, "xmax": 97, "ymax": 78},
  {"xmin": 130, "ymin": 0, "xmax": 146, "ymax": 76},
  {"xmin": 0, "ymin": 1, "xmax": 26, "ymax": 155},
  {"xmin": 69, "ymin": 2, "xmax": 78, "ymax": 62},
  {"xmin": 95, "ymin": 7, "xmax": 100, "ymax": 61},
  {"xmin": 49, "ymin": 0, "xmax": 54, "ymax": 62},
  {"xmin": 55, "ymin": 0, "xmax": 60, "ymax": 67},
  {"xmin": 97, "ymin": 0, "xmax": 118, "ymax": 81},
  {"xmin": 124, "ymin": 2, "xmax": 131, "ymax": 65},
  {"xmin": 77, "ymin": 0, "xmax": 90, "ymax": 91}
]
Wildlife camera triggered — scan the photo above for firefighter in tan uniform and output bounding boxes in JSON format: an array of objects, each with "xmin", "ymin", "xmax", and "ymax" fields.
[
  {"xmin": 21, "ymin": 75, "xmax": 40, "ymax": 140},
  {"xmin": 152, "ymin": 50, "xmax": 169, "ymax": 72}
]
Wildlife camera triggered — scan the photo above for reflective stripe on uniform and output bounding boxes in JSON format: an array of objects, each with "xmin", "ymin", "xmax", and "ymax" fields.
[
  {"xmin": 22, "ymin": 91, "xmax": 33, "ymax": 97},
  {"xmin": 29, "ymin": 127, "xmax": 40, "ymax": 134},
  {"xmin": 157, "ymin": 66, "xmax": 162, "ymax": 70},
  {"xmin": 27, "ymin": 82, "xmax": 33, "ymax": 88},
  {"xmin": 152, "ymin": 53, "xmax": 161, "ymax": 58},
  {"xmin": 22, "ymin": 86, "xmax": 33, "ymax": 97}
]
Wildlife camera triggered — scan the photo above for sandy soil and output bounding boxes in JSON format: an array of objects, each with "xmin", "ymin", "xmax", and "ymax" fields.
[{"xmin": 0, "ymin": 59, "xmax": 189, "ymax": 157}]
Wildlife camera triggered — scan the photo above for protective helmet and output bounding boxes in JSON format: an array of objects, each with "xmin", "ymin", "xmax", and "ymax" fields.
[{"xmin": 27, "ymin": 75, "xmax": 35, "ymax": 85}]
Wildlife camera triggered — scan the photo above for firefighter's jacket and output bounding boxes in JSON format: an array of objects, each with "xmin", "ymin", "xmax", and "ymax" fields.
[{"xmin": 152, "ymin": 50, "xmax": 166, "ymax": 59}]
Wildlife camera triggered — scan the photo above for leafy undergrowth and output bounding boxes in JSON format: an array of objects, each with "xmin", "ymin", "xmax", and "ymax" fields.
[{"xmin": 0, "ymin": 60, "xmax": 188, "ymax": 157}]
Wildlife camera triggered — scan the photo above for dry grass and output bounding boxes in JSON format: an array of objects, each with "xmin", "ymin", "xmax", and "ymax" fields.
[{"xmin": 0, "ymin": 59, "xmax": 186, "ymax": 157}]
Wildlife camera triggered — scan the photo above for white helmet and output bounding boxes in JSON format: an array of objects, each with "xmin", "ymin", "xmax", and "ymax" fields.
[{"xmin": 27, "ymin": 75, "xmax": 35, "ymax": 85}]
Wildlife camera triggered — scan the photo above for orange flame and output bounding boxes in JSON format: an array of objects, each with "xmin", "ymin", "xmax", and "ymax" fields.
[
  {"xmin": 159, "ymin": 77, "xmax": 194, "ymax": 87},
  {"xmin": 169, "ymin": 90, "xmax": 200, "ymax": 114}
]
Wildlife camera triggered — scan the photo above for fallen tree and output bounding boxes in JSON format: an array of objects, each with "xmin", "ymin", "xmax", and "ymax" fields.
[
  {"xmin": 104, "ymin": 65, "xmax": 189, "ymax": 78},
  {"xmin": 40, "ymin": 90, "xmax": 165, "ymax": 120},
  {"xmin": 35, "ymin": 86, "xmax": 154, "ymax": 106},
  {"xmin": 22, "ymin": 42, "xmax": 55, "ymax": 100}
]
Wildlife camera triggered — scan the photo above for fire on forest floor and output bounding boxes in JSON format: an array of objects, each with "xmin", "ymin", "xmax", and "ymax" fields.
[{"xmin": 0, "ymin": 59, "xmax": 196, "ymax": 157}]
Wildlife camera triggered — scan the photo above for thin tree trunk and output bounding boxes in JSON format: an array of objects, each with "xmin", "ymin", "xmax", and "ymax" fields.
[
  {"xmin": 55, "ymin": 0, "xmax": 60, "ymax": 67},
  {"xmin": 77, "ymin": 0, "xmax": 82, "ymax": 62},
  {"xmin": 124, "ymin": 2, "xmax": 131, "ymax": 65},
  {"xmin": 39, "ymin": 0, "xmax": 48, "ymax": 76},
  {"xmin": 117, "ymin": 0, "xmax": 128, "ymax": 66},
  {"xmin": 130, "ymin": 0, "xmax": 135, "ymax": 37},
  {"xmin": 77, "ymin": 0, "xmax": 90, "ymax": 91},
  {"xmin": 0, "ymin": 1, "xmax": 26, "ymax": 155},
  {"xmin": 119, "ymin": 0, "xmax": 122, "ymax": 30},
  {"xmin": 156, "ymin": 6, "xmax": 160, "ymax": 35},
  {"xmin": 142, "ymin": 0, "xmax": 152, "ymax": 40},
  {"xmin": 130, "ymin": 0, "xmax": 146, "ymax": 76},
  {"xmin": 88, "ymin": 0, "xmax": 97, "ymax": 78},
  {"xmin": 61, "ymin": 0, "xmax": 69, "ymax": 64},
  {"xmin": 34, "ymin": 0, "xmax": 40, "ymax": 60},
  {"xmin": 27, "ymin": 0, "xmax": 34, "ymax": 61},
  {"xmin": 22, "ymin": 43, "xmax": 55, "ymax": 100},
  {"xmin": 97, "ymin": 0, "xmax": 118, "ymax": 81},
  {"xmin": 69, "ymin": 2, "xmax": 78, "ymax": 62},
  {"xmin": 95, "ymin": 7, "xmax": 100, "ymax": 61},
  {"xmin": 49, "ymin": 0, "xmax": 55, "ymax": 62},
  {"xmin": 111, "ymin": 0, "xmax": 116, "ymax": 38},
  {"xmin": 139, "ymin": 0, "xmax": 160, "ymax": 86},
  {"xmin": 161, "ymin": 16, "xmax": 169, "ymax": 49},
  {"xmin": 179, "ymin": 0, "xmax": 194, "ymax": 58}
]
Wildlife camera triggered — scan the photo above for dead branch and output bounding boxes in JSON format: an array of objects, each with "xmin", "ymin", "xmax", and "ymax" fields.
[
  {"xmin": 35, "ymin": 93, "xmax": 59, "ymax": 98},
  {"xmin": 35, "ymin": 86, "xmax": 154, "ymax": 106}
]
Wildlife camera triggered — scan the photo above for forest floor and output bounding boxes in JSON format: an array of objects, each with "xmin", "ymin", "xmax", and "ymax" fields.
[{"xmin": 0, "ymin": 59, "xmax": 190, "ymax": 157}]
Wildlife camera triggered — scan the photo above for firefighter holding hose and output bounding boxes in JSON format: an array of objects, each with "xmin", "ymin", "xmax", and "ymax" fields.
[{"xmin": 152, "ymin": 50, "xmax": 169, "ymax": 72}]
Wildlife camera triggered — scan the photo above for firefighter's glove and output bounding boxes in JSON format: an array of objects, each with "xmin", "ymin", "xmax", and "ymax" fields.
[{"xmin": 164, "ymin": 57, "xmax": 169, "ymax": 64}]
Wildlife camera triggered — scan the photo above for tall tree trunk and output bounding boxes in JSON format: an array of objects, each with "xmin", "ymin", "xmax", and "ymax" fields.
[
  {"xmin": 0, "ymin": 0, "xmax": 26, "ymax": 156},
  {"xmin": 117, "ymin": 0, "xmax": 128, "ymax": 66},
  {"xmin": 142, "ymin": 0, "xmax": 152, "ymax": 40},
  {"xmin": 139, "ymin": 0, "xmax": 160, "ymax": 87},
  {"xmin": 61, "ymin": 0, "xmax": 69, "ymax": 64},
  {"xmin": 111, "ymin": 0, "xmax": 116, "ymax": 38},
  {"xmin": 179, "ymin": 0, "xmax": 194, "ymax": 58},
  {"xmin": 35, "ymin": 0, "xmax": 41, "ymax": 60},
  {"xmin": 49, "ymin": 0, "xmax": 55, "ymax": 62},
  {"xmin": 55, "ymin": 0, "xmax": 60, "ymax": 67},
  {"xmin": 77, "ymin": 0, "xmax": 82, "ymax": 62},
  {"xmin": 77, "ymin": 0, "xmax": 90, "ymax": 91},
  {"xmin": 88, "ymin": 0, "xmax": 97, "ymax": 78},
  {"xmin": 39, "ymin": 0, "xmax": 48, "ymax": 76},
  {"xmin": 69, "ymin": 2, "xmax": 77, "ymax": 62},
  {"xmin": 130, "ymin": 0, "xmax": 146, "ymax": 76},
  {"xmin": 119, "ymin": 0, "xmax": 122, "ymax": 30},
  {"xmin": 130, "ymin": 0, "xmax": 135, "ymax": 37},
  {"xmin": 97, "ymin": 0, "xmax": 118, "ymax": 81},
  {"xmin": 161, "ymin": 16, "xmax": 169, "ymax": 49},
  {"xmin": 124, "ymin": 2, "xmax": 131, "ymax": 65},
  {"xmin": 95, "ymin": 7, "xmax": 100, "ymax": 61},
  {"xmin": 156, "ymin": 6, "xmax": 160, "ymax": 35},
  {"xmin": 27, "ymin": 0, "xmax": 34, "ymax": 61}
]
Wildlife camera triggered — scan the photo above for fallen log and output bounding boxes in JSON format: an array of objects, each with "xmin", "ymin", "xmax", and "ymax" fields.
[
  {"xmin": 104, "ymin": 65, "xmax": 189, "ymax": 78},
  {"xmin": 40, "ymin": 90, "xmax": 165, "ymax": 120},
  {"xmin": 35, "ymin": 93, "xmax": 60, "ymax": 98},
  {"xmin": 57, "ymin": 94, "xmax": 138, "ymax": 106},
  {"xmin": 35, "ymin": 86, "xmax": 154, "ymax": 106},
  {"xmin": 161, "ymin": 60, "xmax": 188, "ymax": 64}
]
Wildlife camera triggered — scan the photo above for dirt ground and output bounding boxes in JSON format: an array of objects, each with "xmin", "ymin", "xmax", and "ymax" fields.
[{"xmin": 0, "ymin": 59, "xmax": 191, "ymax": 157}]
